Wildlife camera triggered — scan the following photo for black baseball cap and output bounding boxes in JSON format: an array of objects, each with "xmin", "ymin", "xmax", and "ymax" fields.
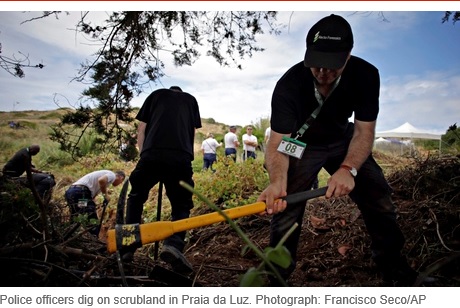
[{"xmin": 304, "ymin": 14, "xmax": 354, "ymax": 69}]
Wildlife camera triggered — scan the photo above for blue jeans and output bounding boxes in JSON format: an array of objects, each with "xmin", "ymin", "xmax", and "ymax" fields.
[
  {"xmin": 225, "ymin": 148, "xmax": 237, "ymax": 162},
  {"xmin": 203, "ymin": 153, "xmax": 217, "ymax": 171},
  {"xmin": 243, "ymin": 151, "xmax": 256, "ymax": 160},
  {"xmin": 269, "ymin": 132, "xmax": 405, "ymax": 281},
  {"xmin": 64, "ymin": 186, "xmax": 97, "ymax": 220}
]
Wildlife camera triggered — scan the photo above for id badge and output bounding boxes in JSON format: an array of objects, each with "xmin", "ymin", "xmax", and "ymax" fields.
[
  {"xmin": 77, "ymin": 199, "xmax": 88, "ymax": 208},
  {"xmin": 277, "ymin": 136, "xmax": 306, "ymax": 159}
]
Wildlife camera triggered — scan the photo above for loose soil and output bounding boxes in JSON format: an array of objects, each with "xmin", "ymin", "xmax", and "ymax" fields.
[{"xmin": 1, "ymin": 154, "xmax": 459, "ymax": 287}]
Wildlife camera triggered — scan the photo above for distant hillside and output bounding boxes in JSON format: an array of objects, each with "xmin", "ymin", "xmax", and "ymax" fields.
[
  {"xmin": 0, "ymin": 109, "xmax": 228, "ymax": 132},
  {"xmin": 0, "ymin": 108, "xmax": 72, "ymax": 126},
  {"xmin": 0, "ymin": 109, "xmax": 231, "ymax": 153}
]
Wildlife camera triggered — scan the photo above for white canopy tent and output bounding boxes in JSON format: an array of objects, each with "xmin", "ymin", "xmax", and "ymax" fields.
[
  {"xmin": 374, "ymin": 137, "xmax": 391, "ymax": 144},
  {"xmin": 375, "ymin": 122, "xmax": 442, "ymax": 152}
]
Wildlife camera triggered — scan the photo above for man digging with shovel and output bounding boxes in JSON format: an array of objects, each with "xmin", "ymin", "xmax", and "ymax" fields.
[
  {"xmin": 65, "ymin": 170, "xmax": 126, "ymax": 236},
  {"xmin": 258, "ymin": 14, "xmax": 421, "ymax": 287}
]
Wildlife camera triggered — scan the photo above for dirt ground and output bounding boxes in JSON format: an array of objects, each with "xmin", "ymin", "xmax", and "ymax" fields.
[
  {"xmin": 1, "ymin": 154, "xmax": 459, "ymax": 287},
  {"xmin": 98, "ymin": 154, "xmax": 460, "ymax": 287},
  {"xmin": 153, "ymin": 196, "xmax": 459, "ymax": 287}
]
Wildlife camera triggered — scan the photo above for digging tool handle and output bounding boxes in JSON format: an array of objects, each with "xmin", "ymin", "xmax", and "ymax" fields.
[
  {"xmin": 116, "ymin": 179, "xmax": 130, "ymax": 224},
  {"xmin": 95, "ymin": 198, "xmax": 109, "ymax": 236},
  {"xmin": 154, "ymin": 182, "xmax": 163, "ymax": 260},
  {"xmin": 283, "ymin": 186, "xmax": 328, "ymax": 204},
  {"xmin": 106, "ymin": 186, "xmax": 328, "ymax": 253}
]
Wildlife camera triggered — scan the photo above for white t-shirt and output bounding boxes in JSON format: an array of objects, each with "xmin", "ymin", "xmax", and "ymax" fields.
[
  {"xmin": 73, "ymin": 170, "xmax": 116, "ymax": 198},
  {"xmin": 242, "ymin": 134, "xmax": 258, "ymax": 151},
  {"xmin": 201, "ymin": 138, "xmax": 221, "ymax": 154},
  {"xmin": 224, "ymin": 132, "xmax": 239, "ymax": 149}
]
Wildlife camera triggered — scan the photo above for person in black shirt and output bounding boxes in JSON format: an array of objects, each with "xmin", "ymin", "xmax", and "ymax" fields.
[
  {"xmin": 258, "ymin": 15, "xmax": 419, "ymax": 286},
  {"xmin": 122, "ymin": 86, "xmax": 201, "ymax": 275}
]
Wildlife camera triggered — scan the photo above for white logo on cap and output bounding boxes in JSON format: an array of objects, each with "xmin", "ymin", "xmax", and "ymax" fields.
[{"xmin": 314, "ymin": 31, "xmax": 341, "ymax": 42}]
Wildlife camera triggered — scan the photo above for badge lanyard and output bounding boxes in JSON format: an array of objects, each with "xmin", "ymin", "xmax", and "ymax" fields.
[
  {"xmin": 277, "ymin": 76, "xmax": 341, "ymax": 159},
  {"xmin": 294, "ymin": 76, "xmax": 341, "ymax": 140}
]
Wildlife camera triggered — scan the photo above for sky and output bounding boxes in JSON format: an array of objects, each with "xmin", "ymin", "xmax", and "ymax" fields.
[{"xmin": 1, "ymin": 2, "xmax": 460, "ymax": 135}]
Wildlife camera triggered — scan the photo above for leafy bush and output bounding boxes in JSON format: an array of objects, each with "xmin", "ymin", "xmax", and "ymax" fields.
[
  {"xmin": 0, "ymin": 176, "xmax": 38, "ymax": 245},
  {"xmin": 442, "ymin": 124, "xmax": 460, "ymax": 153},
  {"xmin": 37, "ymin": 146, "xmax": 75, "ymax": 168},
  {"xmin": 193, "ymin": 156, "xmax": 269, "ymax": 208}
]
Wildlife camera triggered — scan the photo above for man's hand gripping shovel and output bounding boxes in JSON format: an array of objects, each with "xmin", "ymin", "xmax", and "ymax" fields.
[{"xmin": 106, "ymin": 186, "xmax": 327, "ymax": 254}]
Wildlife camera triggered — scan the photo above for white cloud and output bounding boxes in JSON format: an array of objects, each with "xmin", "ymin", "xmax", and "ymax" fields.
[
  {"xmin": 379, "ymin": 72, "xmax": 460, "ymax": 134},
  {"xmin": 1, "ymin": 10, "xmax": 459, "ymax": 135}
]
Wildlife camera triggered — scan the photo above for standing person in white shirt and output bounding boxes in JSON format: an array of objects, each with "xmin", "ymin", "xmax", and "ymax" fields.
[
  {"xmin": 201, "ymin": 133, "xmax": 222, "ymax": 171},
  {"xmin": 242, "ymin": 126, "xmax": 258, "ymax": 160},
  {"xmin": 224, "ymin": 125, "xmax": 240, "ymax": 162}
]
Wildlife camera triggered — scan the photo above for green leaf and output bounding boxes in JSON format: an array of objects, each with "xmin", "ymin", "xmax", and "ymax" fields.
[
  {"xmin": 265, "ymin": 246, "xmax": 291, "ymax": 269},
  {"xmin": 239, "ymin": 268, "xmax": 265, "ymax": 287}
]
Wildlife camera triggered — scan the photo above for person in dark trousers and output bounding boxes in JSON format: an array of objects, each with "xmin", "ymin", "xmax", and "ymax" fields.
[
  {"xmin": 65, "ymin": 170, "xmax": 125, "ymax": 234},
  {"xmin": 259, "ymin": 14, "xmax": 420, "ymax": 286},
  {"xmin": 201, "ymin": 132, "xmax": 222, "ymax": 172},
  {"xmin": 224, "ymin": 125, "xmax": 240, "ymax": 162},
  {"xmin": 122, "ymin": 86, "xmax": 202, "ymax": 275},
  {"xmin": 242, "ymin": 126, "xmax": 258, "ymax": 160},
  {"xmin": 2, "ymin": 144, "xmax": 55, "ymax": 202}
]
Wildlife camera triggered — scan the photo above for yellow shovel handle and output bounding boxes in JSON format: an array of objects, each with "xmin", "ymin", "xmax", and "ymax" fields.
[
  {"xmin": 107, "ymin": 187, "xmax": 328, "ymax": 253},
  {"xmin": 106, "ymin": 201, "xmax": 266, "ymax": 253}
]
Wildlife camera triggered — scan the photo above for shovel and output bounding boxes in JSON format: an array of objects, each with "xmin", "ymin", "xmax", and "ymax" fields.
[
  {"xmin": 106, "ymin": 186, "xmax": 328, "ymax": 253},
  {"xmin": 94, "ymin": 198, "xmax": 109, "ymax": 236}
]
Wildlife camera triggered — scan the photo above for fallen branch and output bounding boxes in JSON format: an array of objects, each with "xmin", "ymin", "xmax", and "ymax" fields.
[
  {"xmin": 429, "ymin": 209, "xmax": 453, "ymax": 252},
  {"xmin": 414, "ymin": 252, "xmax": 460, "ymax": 286}
]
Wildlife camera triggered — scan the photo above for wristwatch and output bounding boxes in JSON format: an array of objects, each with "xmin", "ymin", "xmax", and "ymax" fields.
[{"xmin": 340, "ymin": 164, "xmax": 357, "ymax": 177}]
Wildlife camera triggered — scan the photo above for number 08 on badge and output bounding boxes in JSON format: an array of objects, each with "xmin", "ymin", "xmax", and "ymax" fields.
[{"xmin": 277, "ymin": 136, "xmax": 306, "ymax": 159}]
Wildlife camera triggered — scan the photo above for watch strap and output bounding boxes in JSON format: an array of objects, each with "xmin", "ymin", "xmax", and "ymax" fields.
[{"xmin": 340, "ymin": 164, "xmax": 357, "ymax": 177}]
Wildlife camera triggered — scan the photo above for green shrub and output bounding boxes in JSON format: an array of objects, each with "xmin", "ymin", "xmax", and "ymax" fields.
[
  {"xmin": 0, "ymin": 177, "xmax": 38, "ymax": 245},
  {"xmin": 193, "ymin": 157, "xmax": 269, "ymax": 209}
]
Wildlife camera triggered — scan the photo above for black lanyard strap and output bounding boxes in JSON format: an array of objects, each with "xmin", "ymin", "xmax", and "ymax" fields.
[{"xmin": 294, "ymin": 76, "xmax": 341, "ymax": 140}]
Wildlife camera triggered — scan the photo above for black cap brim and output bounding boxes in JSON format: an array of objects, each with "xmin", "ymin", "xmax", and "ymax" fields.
[{"xmin": 304, "ymin": 49, "xmax": 349, "ymax": 70}]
